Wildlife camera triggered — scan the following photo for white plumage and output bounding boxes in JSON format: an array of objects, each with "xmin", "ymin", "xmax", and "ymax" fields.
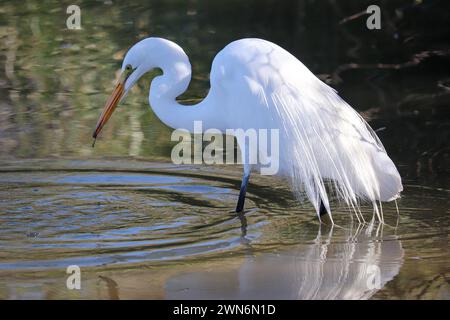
[{"xmin": 94, "ymin": 37, "xmax": 403, "ymax": 222}]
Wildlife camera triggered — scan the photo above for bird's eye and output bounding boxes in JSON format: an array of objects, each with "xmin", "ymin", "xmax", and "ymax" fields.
[{"xmin": 126, "ymin": 64, "xmax": 132, "ymax": 71}]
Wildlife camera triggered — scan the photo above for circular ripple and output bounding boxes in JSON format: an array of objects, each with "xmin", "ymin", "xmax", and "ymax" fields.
[{"xmin": 0, "ymin": 160, "xmax": 447, "ymax": 275}]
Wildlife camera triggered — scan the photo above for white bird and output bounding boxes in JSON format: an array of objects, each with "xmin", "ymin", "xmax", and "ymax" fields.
[{"xmin": 93, "ymin": 37, "xmax": 403, "ymax": 223}]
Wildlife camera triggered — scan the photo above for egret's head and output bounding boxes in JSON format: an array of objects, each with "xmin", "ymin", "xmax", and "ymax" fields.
[
  {"xmin": 92, "ymin": 37, "xmax": 186, "ymax": 142},
  {"xmin": 92, "ymin": 38, "xmax": 156, "ymax": 141}
]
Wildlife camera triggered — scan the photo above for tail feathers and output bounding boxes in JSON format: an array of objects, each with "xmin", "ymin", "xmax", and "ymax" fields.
[
  {"xmin": 371, "ymin": 151, "xmax": 403, "ymax": 201},
  {"xmin": 266, "ymin": 70, "xmax": 402, "ymax": 221}
]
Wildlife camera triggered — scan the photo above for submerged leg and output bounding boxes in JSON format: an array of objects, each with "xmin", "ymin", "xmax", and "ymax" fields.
[
  {"xmin": 318, "ymin": 199, "xmax": 335, "ymax": 225},
  {"xmin": 319, "ymin": 199, "xmax": 328, "ymax": 217},
  {"xmin": 236, "ymin": 167, "xmax": 251, "ymax": 213}
]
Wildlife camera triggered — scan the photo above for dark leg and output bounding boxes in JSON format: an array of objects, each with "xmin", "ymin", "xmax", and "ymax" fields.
[
  {"xmin": 319, "ymin": 200, "xmax": 328, "ymax": 216},
  {"xmin": 237, "ymin": 210, "xmax": 248, "ymax": 239},
  {"xmin": 236, "ymin": 172, "xmax": 250, "ymax": 213}
]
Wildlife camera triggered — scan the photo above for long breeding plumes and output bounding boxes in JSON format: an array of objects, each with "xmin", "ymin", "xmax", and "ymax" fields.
[{"xmin": 268, "ymin": 65, "xmax": 403, "ymax": 222}]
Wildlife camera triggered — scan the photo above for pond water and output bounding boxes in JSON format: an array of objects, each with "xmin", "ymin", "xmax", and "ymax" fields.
[{"xmin": 0, "ymin": 1, "xmax": 448, "ymax": 299}]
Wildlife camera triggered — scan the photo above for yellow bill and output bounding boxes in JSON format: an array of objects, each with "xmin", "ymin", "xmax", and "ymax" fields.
[{"xmin": 92, "ymin": 80, "xmax": 125, "ymax": 145}]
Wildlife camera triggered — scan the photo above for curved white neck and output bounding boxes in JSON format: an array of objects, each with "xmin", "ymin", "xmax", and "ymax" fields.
[{"xmin": 147, "ymin": 43, "xmax": 216, "ymax": 133}]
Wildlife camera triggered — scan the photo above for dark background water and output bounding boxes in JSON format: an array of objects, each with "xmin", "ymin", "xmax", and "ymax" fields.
[
  {"xmin": 0, "ymin": 0, "xmax": 448, "ymax": 299},
  {"xmin": 0, "ymin": 0, "xmax": 448, "ymax": 182}
]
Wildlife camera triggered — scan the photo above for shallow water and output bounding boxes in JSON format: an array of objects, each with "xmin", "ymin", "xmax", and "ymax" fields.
[{"xmin": 0, "ymin": 1, "xmax": 449, "ymax": 299}]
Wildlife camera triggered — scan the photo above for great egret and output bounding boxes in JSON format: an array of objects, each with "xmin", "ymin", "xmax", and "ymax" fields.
[{"xmin": 92, "ymin": 37, "xmax": 402, "ymax": 223}]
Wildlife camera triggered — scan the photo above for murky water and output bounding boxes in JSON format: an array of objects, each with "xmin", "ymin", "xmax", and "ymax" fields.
[{"xmin": 0, "ymin": 1, "xmax": 449, "ymax": 299}]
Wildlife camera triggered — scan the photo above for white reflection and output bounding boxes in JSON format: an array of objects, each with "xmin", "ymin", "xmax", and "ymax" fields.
[{"xmin": 166, "ymin": 223, "xmax": 404, "ymax": 300}]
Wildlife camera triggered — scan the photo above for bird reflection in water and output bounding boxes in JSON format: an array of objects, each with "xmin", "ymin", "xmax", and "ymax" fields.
[{"xmin": 166, "ymin": 221, "xmax": 404, "ymax": 300}]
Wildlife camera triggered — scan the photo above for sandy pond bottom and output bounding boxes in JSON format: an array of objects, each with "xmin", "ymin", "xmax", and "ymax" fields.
[{"xmin": 0, "ymin": 159, "xmax": 448, "ymax": 299}]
